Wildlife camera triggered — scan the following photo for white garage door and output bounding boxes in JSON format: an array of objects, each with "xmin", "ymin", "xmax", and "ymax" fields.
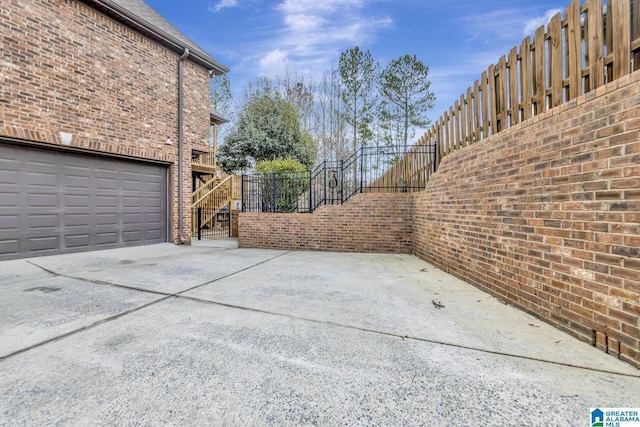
[{"xmin": 0, "ymin": 143, "xmax": 168, "ymax": 260}]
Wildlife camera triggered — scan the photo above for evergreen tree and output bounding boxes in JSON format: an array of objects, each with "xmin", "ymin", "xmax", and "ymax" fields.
[
  {"xmin": 338, "ymin": 47, "xmax": 378, "ymax": 152},
  {"xmin": 378, "ymin": 54, "xmax": 435, "ymax": 150}
]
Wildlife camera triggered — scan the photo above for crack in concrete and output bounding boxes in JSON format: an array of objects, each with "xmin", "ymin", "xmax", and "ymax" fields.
[
  {"xmin": 0, "ymin": 252, "xmax": 290, "ymax": 361},
  {"xmin": 173, "ymin": 295, "xmax": 640, "ymax": 379}
]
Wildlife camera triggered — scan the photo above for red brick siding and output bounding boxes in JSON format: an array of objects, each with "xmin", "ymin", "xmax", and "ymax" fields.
[
  {"xmin": 239, "ymin": 193, "xmax": 413, "ymax": 253},
  {"xmin": 0, "ymin": 0, "xmax": 212, "ymax": 243},
  {"xmin": 230, "ymin": 209, "xmax": 239, "ymax": 237},
  {"xmin": 414, "ymin": 71, "xmax": 640, "ymax": 367}
]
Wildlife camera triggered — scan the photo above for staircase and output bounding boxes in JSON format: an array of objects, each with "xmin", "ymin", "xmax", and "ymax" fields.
[{"xmin": 191, "ymin": 174, "xmax": 240, "ymax": 237}]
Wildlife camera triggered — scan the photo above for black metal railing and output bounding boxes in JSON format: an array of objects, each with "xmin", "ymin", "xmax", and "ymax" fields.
[
  {"xmin": 241, "ymin": 144, "xmax": 437, "ymax": 213},
  {"xmin": 192, "ymin": 205, "xmax": 231, "ymax": 239}
]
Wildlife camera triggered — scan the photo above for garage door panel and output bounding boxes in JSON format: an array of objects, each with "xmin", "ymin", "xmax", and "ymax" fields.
[
  {"xmin": 0, "ymin": 169, "xmax": 19, "ymax": 184},
  {"xmin": 64, "ymin": 214, "xmax": 91, "ymax": 227},
  {"xmin": 65, "ymin": 194, "xmax": 91, "ymax": 208},
  {"xmin": 28, "ymin": 193, "xmax": 58, "ymax": 208},
  {"xmin": 145, "ymin": 196, "xmax": 162, "ymax": 208},
  {"xmin": 0, "ymin": 215, "xmax": 20, "ymax": 232},
  {"xmin": 0, "ymin": 143, "xmax": 168, "ymax": 260},
  {"xmin": 27, "ymin": 172, "xmax": 58, "ymax": 187},
  {"xmin": 123, "ymin": 230, "xmax": 142, "ymax": 242},
  {"xmin": 96, "ymin": 232, "xmax": 118, "ymax": 245},
  {"xmin": 95, "ymin": 213, "xmax": 118, "ymax": 226},
  {"xmin": 122, "ymin": 213, "xmax": 141, "ymax": 224},
  {"xmin": 96, "ymin": 195, "xmax": 118, "ymax": 207},
  {"xmin": 28, "ymin": 214, "xmax": 58, "ymax": 229},
  {"xmin": 0, "ymin": 191, "xmax": 19, "ymax": 207},
  {"xmin": 0, "ymin": 239, "xmax": 19, "ymax": 255},
  {"xmin": 123, "ymin": 179, "xmax": 142, "ymax": 191},
  {"xmin": 96, "ymin": 177, "xmax": 118, "ymax": 190},
  {"xmin": 146, "ymin": 181, "xmax": 163, "ymax": 193},
  {"xmin": 28, "ymin": 236, "xmax": 59, "ymax": 251},
  {"xmin": 145, "ymin": 212, "xmax": 162, "ymax": 224},
  {"xmin": 123, "ymin": 196, "xmax": 140, "ymax": 207},
  {"xmin": 65, "ymin": 174, "xmax": 91, "ymax": 189},
  {"xmin": 145, "ymin": 229, "xmax": 163, "ymax": 240},
  {"xmin": 65, "ymin": 234, "xmax": 91, "ymax": 248}
]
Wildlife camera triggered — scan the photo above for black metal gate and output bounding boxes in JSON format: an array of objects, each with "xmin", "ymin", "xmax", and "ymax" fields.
[{"xmin": 192, "ymin": 204, "xmax": 231, "ymax": 240}]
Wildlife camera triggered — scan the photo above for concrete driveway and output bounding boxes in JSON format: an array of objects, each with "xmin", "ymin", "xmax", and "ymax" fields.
[{"xmin": 1, "ymin": 240, "xmax": 638, "ymax": 426}]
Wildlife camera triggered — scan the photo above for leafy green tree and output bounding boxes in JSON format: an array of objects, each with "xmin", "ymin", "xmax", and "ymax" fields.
[
  {"xmin": 338, "ymin": 47, "xmax": 378, "ymax": 152},
  {"xmin": 217, "ymin": 93, "xmax": 316, "ymax": 173},
  {"xmin": 210, "ymin": 74, "xmax": 232, "ymax": 117},
  {"xmin": 378, "ymin": 54, "xmax": 435, "ymax": 149},
  {"xmin": 210, "ymin": 74, "xmax": 233, "ymax": 148}
]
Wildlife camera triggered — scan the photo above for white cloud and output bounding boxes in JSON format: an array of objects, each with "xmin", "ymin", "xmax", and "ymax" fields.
[
  {"xmin": 460, "ymin": 7, "xmax": 563, "ymax": 43},
  {"xmin": 236, "ymin": 0, "xmax": 392, "ymax": 79},
  {"xmin": 258, "ymin": 49, "xmax": 289, "ymax": 76},
  {"xmin": 208, "ymin": 0, "xmax": 238, "ymax": 13},
  {"xmin": 523, "ymin": 9, "xmax": 563, "ymax": 36}
]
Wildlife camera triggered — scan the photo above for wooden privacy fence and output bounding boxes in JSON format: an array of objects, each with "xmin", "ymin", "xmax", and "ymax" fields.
[{"xmin": 415, "ymin": 0, "xmax": 639, "ymax": 160}]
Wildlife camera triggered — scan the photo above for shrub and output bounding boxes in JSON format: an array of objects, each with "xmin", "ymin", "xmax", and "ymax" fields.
[{"xmin": 255, "ymin": 159, "xmax": 310, "ymax": 212}]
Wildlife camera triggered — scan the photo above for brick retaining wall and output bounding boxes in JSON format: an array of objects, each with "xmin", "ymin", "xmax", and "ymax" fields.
[
  {"xmin": 239, "ymin": 193, "xmax": 413, "ymax": 253},
  {"xmin": 414, "ymin": 71, "xmax": 640, "ymax": 367}
]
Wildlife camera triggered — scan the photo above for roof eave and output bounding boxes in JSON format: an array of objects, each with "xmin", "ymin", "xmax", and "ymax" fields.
[
  {"xmin": 80, "ymin": 0, "xmax": 229, "ymax": 75},
  {"xmin": 210, "ymin": 112, "xmax": 230, "ymax": 124}
]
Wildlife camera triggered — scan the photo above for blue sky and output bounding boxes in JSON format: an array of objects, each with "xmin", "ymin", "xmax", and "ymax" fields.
[{"xmin": 145, "ymin": 0, "xmax": 566, "ymax": 122}]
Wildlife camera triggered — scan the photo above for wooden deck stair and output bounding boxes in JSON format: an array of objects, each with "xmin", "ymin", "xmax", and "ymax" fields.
[{"xmin": 191, "ymin": 174, "xmax": 240, "ymax": 234}]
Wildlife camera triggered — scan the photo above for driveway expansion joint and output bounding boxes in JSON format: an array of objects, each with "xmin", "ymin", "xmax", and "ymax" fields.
[
  {"xmin": 176, "ymin": 294, "xmax": 640, "ymax": 380},
  {"xmin": 4, "ymin": 252, "xmax": 292, "ymax": 361}
]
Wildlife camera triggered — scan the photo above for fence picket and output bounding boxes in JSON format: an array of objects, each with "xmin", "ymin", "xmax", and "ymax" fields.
[
  {"xmin": 473, "ymin": 80, "xmax": 481, "ymax": 142},
  {"xmin": 587, "ymin": 0, "xmax": 605, "ymax": 89},
  {"xmin": 480, "ymin": 71, "xmax": 489, "ymax": 138},
  {"xmin": 487, "ymin": 65, "xmax": 498, "ymax": 134},
  {"xmin": 633, "ymin": 0, "xmax": 640, "ymax": 71},
  {"xmin": 508, "ymin": 47, "xmax": 519, "ymax": 126},
  {"xmin": 467, "ymin": 87, "xmax": 475, "ymax": 145},
  {"xmin": 496, "ymin": 56, "xmax": 508, "ymax": 132},
  {"xmin": 533, "ymin": 25, "xmax": 546, "ymax": 114},
  {"xmin": 606, "ymin": 0, "xmax": 614, "ymax": 81},
  {"xmin": 567, "ymin": 0, "xmax": 582, "ymax": 100},
  {"xmin": 612, "ymin": 0, "xmax": 632, "ymax": 79},
  {"xmin": 550, "ymin": 13, "xmax": 563, "ymax": 107},
  {"xmin": 521, "ymin": 36, "xmax": 532, "ymax": 120}
]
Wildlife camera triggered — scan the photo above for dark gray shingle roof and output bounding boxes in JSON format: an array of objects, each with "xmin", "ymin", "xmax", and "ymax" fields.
[{"xmin": 80, "ymin": 0, "xmax": 229, "ymax": 74}]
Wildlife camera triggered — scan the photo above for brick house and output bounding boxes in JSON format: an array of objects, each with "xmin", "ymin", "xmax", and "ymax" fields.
[{"xmin": 0, "ymin": 0, "xmax": 228, "ymax": 260}]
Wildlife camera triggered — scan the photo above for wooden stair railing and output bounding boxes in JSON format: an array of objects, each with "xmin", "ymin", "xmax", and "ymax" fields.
[
  {"xmin": 191, "ymin": 176, "xmax": 233, "ymax": 232},
  {"xmin": 193, "ymin": 173, "xmax": 224, "ymax": 204},
  {"xmin": 191, "ymin": 175, "xmax": 241, "ymax": 235}
]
